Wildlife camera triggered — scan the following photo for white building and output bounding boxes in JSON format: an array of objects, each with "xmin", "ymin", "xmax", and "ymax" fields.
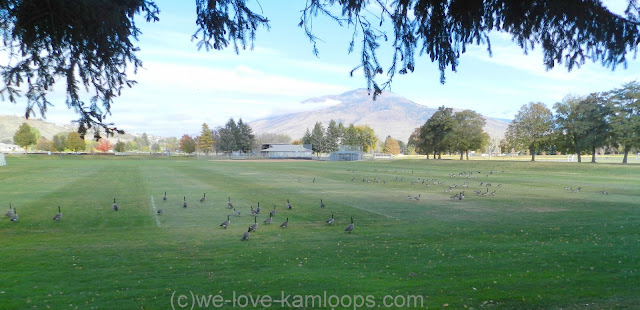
[
  {"xmin": 0, "ymin": 143, "xmax": 24, "ymax": 153},
  {"xmin": 260, "ymin": 144, "xmax": 312, "ymax": 159}
]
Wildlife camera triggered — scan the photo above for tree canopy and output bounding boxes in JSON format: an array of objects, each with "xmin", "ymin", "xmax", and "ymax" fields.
[
  {"xmin": 3, "ymin": 0, "xmax": 640, "ymax": 137},
  {"xmin": 504, "ymin": 102, "xmax": 554, "ymax": 161},
  {"xmin": 13, "ymin": 122, "xmax": 37, "ymax": 151}
]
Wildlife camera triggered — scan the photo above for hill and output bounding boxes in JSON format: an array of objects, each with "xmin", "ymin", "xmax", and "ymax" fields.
[
  {"xmin": 0, "ymin": 115, "xmax": 154, "ymax": 144},
  {"xmin": 250, "ymin": 89, "xmax": 508, "ymax": 143}
]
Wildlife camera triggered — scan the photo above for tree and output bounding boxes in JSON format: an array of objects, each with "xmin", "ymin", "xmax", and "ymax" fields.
[
  {"xmin": 236, "ymin": 119, "xmax": 255, "ymax": 153},
  {"xmin": 13, "ymin": 123, "xmax": 37, "ymax": 152},
  {"xmin": 140, "ymin": 133, "xmax": 151, "ymax": 150},
  {"xmin": 407, "ymin": 127, "xmax": 425, "ymax": 157},
  {"xmin": 310, "ymin": 122, "xmax": 325, "ymax": 155},
  {"xmin": 218, "ymin": 119, "xmax": 238, "ymax": 154},
  {"xmin": 4, "ymin": 1, "xmax": 639, "ymax": 137},
  {"xmin": 451, "ymin": 110, "xmax": 489, "ymax": 160},
  {"xmin": 52, "ymin": 133, "xmax": 68, "ymax": 152},
  {"xmin": 151, "ymin": 143, "xmax": 160, "ymax": 153},
  {"xmin": 383, "ymin": 136, "xmax": 401, "ymax": 155},
  {"xmin": 355, "ymin": 125, "xmax": 378, "ymax": 153},
  {"xmin": 418, "ymin": 106, "xmax": 456, "ymax": 159},
  {"xmin": 114, "ymin": 140, "xmax": 126, "ymax": 152},
  {"xmin": 163, "ymin": 137, "xmax": 179, "ymax": 152},
  {"xmin": 197, "ymin": 123, "xmax": 214, "ymax": 155},
  {"xmin": 179, "ymin": 134, "xmax": 196, "ymax": 154},
  {"xmin": 34, "ymin": 137, "xmax": 52, "ymax": 152},
  {"xmin": 606, "ymin": 81, "xmax": 640, "ymax": 164},
  {"xmin": 95, "ymin": 139, "xmax": 113, "ymax": 152},
  {"xmin": 324, "ymin": 120, "xmax": 342, "ymax": 153},
  {"xmin": 66, "ymin": 132, "xmax": 85, "ymax": 152},
  {"xmin": 504, "ymin": 102, "xmax": 555, "ymax": 161},
  {"xmin": 554, "ymin": 94, "xmax": 610, "ymax": 162}
]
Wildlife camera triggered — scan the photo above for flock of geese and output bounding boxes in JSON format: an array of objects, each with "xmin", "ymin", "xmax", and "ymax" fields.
[
  {"xmin": 83, "ymin": 190, "xmax": 354, "ymax": 241},
  {"xmin": 152, "ymin": 194, "xmax": 355, "ymax": 241},
  {"xmin": 4, "ymin": 192, "xmax": 356, "ymax": 241}
]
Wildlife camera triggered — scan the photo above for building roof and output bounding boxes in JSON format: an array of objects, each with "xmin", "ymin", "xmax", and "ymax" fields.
[{"xmin": 262, "ymin": 144, "xmax": 311, "ymax": 152}]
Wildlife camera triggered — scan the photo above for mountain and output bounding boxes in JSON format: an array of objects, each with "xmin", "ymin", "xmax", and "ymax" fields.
[
  {"xmin": 0, "ymin": 115, "xmax": 158, "ymax": 144},
  {"xmin": 250, "ymin": 89, "xmax": 509, "ymax": 143}
]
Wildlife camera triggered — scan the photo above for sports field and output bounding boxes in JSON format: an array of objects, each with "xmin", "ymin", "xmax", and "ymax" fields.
[{"xmin": 1, "ymin": 155, "xmax": 638, "ymax": 309}]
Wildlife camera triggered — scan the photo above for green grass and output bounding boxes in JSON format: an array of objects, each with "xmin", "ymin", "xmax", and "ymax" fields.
[{"xmin": 1, "ymin": 155, "xmax": 639, "ymax": 309}]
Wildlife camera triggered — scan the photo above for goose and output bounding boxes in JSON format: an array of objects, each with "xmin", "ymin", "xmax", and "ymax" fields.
[
  {"xmin": 269, "ymin": 206, "xmax": 277, "ymax": 217},
  {"xmin": 264, "ymin": 214, "xmax": 272, "ymax": 224},
  {"xmin": 220, "ymin": 215, "xmax": 230, "ymax": 229},
  {"xmin": 4, "ymin": 204, "xmax": 13, "ymax": 217},
  {"xmin": 345, "ymin": 217, "xmax": 354, "ymax": 234},
  {"xmin": 200, "ymin": 193, "xmax": 206, "ymax": 203},
  {"xmin": 157, "ymin": 208, "xmax": 164, "ymax": 215},
  {"xmin": 112, "ymin": 198, "xmax": 118, "ymax": 211},
  {"xmin": 286, "ymin": 199, "xmax": 292, "ymax": 210},
  {"xmin": 249, "ymin": 216, "xmax": 258, "ymax": 232},
  {"xmin": 183, "ymin": 196, "xmax": 187, "ymax": 208},
  {"xmin": 599, "ymin": 190, "xmax": 609, "ymax": 195},
  {"xmin": 163, "ymin": 192, "xmax": 167, "ymax": 201},
  {"xmin": 320, "ymin": 199, "xmax": 325, "ymax": 208},
  {"xmin": 250, "ymin": 206, "xmax": 257, "ymax": 215},
  {"xmin": 242, "ymin": 227, "xmax": 251, "ymax": 241},
  {"xmin": 10, "ymin": 208, "xmax": 18, "ymax": 222},
  {"xmin": 53, "ymin": 206, "xmax": 62, "ymax": 221},
  {"xmin": 326, "ymin": 213, "xmax": 334, "ymax": 224},
  {"xmin": 255, "ymin": 202, "xmax": 261, "ymax": 214},
  {"xmin": 280, "ymin": 217, "xmax": 289, "ymax": 228},
  {"xmin": 233, "ymin": 208, "xmax": 240, "ymax": 216},
  {"xmin": 227, "ymin": 197, "xmax": 233, "ymax": 209}
]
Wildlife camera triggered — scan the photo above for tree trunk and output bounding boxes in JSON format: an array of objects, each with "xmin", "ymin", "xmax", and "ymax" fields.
[
  {"xmin": 531, "ymin": 148, "xmax": 536, "ymax": 161},
  {"xmin": 577, "ymin": 153, "xmax": 582, "ymax": 163},
  {"xmin": 460, "ymin": 152, "xmax": 464, "ymax": 160},
  {"xmin": 591, "ymin": 147, "xmax": 596, "ymax": 163},
  {"xmin": 465, "ymin": 150, "xmax": 469, "ymax": 160},
  {"xmin": 623, "ymin": 149, "xmax": 629, "ymax": 164}
]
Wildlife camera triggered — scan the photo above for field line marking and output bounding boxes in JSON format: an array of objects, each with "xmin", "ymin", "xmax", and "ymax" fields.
[
  {"xmin": 150, "ymin": 195, "xmax": 161, "ymax": 227},
  {"xmin": 345, "ymin": 203, "xmax": 396, "ymax": 219}
]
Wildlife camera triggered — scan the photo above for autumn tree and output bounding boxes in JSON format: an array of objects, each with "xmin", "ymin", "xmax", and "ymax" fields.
[
  {"xmin": 13, "ymin": 123, "xmax": 38, "ymax": 152},
  {"xmin": 355, "ymin": 125, "xmax": 378, "ymax": 153},
  {"xmin": 4, "ymin": 1, "xmax": 638, "ymax": 137},
  {"xmin": 197, "ymin": 123, "xmax": 214, "ymax": 155},
  {"xmin": 179, "ymin": 134, "xmax": 196, "ymax": 154},
  {"xmin": 66, "ymin": 132, "xmax": 85, "ymax": 152},
  {"xmin": 34, "ymin": 137, "xmax": 52, "ymax": 152},
  {"xmin": 163, "ymin": 137, "xmax": 179, "ymax": 152},
  {"xmin": 383, "ymin": 136, "xmax": 401, "ymax": 155},
  {"xmin": 504, "ymin": 102, "xmax": 555, "ymax": 161},
  {"xmin": 95, "ymin": 139, "xmax": 113, "ymax": 152}
]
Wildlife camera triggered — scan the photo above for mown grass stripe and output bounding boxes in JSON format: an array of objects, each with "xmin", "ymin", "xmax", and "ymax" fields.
[{"xmin": 150, "ymin": 195, "xmax": 161, "ymax": 227}]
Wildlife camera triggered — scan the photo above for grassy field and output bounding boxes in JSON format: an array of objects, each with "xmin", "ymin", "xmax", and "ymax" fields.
[{"xmin": 0, "ymin": 155, "xmax": 638, "ymax": 309}]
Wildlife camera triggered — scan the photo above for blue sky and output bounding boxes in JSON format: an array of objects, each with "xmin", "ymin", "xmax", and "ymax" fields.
[{"xmin": 3, "ymin": 0, "xmax": 639, "ymax": 138}]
